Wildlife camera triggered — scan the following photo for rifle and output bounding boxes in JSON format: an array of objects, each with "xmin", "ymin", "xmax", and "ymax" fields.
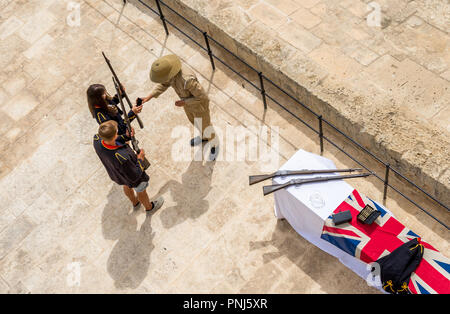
[
  {"xmin": 112, "ymin": 76, "xmax": 151, "ymax": 170},
  {"xmin": 102, "ymin": 51, "xmax": 144, "ymax": 129},
  {"xmin": 262, "ymin": 173, "xmax": 372, "ymax": 196},
  {"xmin": 249, "ymin": 168, "xmax": 363, "ymax": 185}
]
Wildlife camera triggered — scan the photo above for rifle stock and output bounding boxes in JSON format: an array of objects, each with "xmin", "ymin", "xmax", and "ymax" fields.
[
  {"xmin": 263, "ymin": 183, "xmax": 290, "ymax": 196},
  {"xmin": 138, "ymin": 152, "xmax": 151, "ymax": 170},
  {"xmin": 249, "ymin": 174, "xmax": 273, "ymax": 185},
  {"xmin": 130, "ymin": 138, "xmax": 151, "ymax": 170},
  {"xmin": 102, "ymin": 51, "xmax": 144, "ymax": 129}
]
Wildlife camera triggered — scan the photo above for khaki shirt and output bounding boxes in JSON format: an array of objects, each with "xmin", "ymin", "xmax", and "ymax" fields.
[{"xmin": 149, "ymin": 65, "xmax": 209, "ymax": 109}]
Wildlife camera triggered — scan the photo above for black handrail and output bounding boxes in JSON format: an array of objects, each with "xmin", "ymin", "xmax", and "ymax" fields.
[{"xmin": 129, "ymin": 0, "xmax": 448, "ymax": 229}]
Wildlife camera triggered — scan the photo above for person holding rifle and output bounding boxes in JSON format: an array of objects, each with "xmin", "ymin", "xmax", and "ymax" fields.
[
  {"xmin": 93, "ymin": 120, "xmax": 164, "ymax": 212},
  {"xmin": 138, "ymin": 54, "xmax": 217, "ymax": 160},
  {"xmin": 112, "ymin": 76, "xmax": 151, "ymax": 170},
  {"xmin": 87, "ymin": 83, "xmax": 143, "ymax": 140}
]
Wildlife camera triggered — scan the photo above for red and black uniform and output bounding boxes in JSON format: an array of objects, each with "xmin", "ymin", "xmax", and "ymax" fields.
[
  {"xmin": 93, "ymin": 94, "xmax": 136, "ymax": 137},
  {"xmin": 93, "ymin": 134, "xmax": 149, "ymax": 188}
]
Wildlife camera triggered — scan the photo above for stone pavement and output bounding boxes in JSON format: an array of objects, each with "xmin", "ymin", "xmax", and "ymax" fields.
[
  {"xmin": 158, "ymin": 0, "xmax": 450, "ymax": 205},
  {"xmin": 0, "ymin": 0, "xmax": 448, "ymax": 293}
]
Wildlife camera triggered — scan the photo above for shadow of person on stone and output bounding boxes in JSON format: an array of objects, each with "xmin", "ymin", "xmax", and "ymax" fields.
[
  {"xmin": 249, "ymin": 219, "xmax": 307, "ymax": 265},
  {"xmin": 156, "ymin": 158, "xmax": 216, "ymax": 229},
  {"xmin": 249, "ymin": 219, "xmax": 380, "ymax": 294},
  {"xmin": 101, "ymin": 185, "xmax": 156, "ymax": 290}
]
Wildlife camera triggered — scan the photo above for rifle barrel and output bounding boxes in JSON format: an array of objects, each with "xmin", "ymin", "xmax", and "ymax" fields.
[
  {"xmin": 249, "ymin": 168, "xmax": 363, "ymax": 185},
  {"xmin": 262, "ymin": 172, "xmax": 371, "ymax": 196},
  {"xmin": 112, "ymin": 77, "xmax": 134, "ymax": 136},
  {"xmin": 102, "ymin": 51, "xmax": 144, "ymax": 129}
]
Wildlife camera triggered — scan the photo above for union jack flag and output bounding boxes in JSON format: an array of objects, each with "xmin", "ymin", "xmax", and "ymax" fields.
[{"xmin": 321, "ymin": 189, "xmax": 450, "ymax": 294}]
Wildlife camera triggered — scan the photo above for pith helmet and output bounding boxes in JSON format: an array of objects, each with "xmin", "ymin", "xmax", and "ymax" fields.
[{"xmin": 150, "ymin": 54, "xmax": 182, "ymax": 83}]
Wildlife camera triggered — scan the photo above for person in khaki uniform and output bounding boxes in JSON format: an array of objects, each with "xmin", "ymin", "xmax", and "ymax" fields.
[{"xmin": 139, "ymin": 54, "xmax": 217, "ymax": 159}]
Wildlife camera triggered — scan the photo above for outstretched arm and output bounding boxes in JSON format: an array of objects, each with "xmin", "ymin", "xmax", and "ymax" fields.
[{"xmin": 141, "ymin": 82, "xmax": 171, "ymax": 104}]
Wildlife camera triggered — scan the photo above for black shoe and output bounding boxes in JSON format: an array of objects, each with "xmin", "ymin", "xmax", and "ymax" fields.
[
  {"xmin": 190, "ymin": 137, "xmax": 209, "ymax": 147},
  {"xmin": 133, "ymin": 201, "xmax": 141, "ymax": 210},
  {"xmin": 209, "ymin": 145, "xmax": 218, "ymax": 161},
  {"xmin": 146, "ymin": 197, "xmax": 164, "ymax": 212}
]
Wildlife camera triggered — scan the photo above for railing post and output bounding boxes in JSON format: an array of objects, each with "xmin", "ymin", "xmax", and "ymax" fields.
[
  {"xmin": 155, "ymin": 0, "xmax": 169, "ymax": 36},
  {"xmin": 203, "ymin": 32, "xmax": 215, "ymax": 71},
  {"xmin": 258, "ymin": 72, "xmax": 267, "ymax": 110},
  {"xmin": 383, "ymin": 163, "xmax": 390, "ymax": 201},
  {"xmin": 318, "ymin": 115, "xmax": 324, "ymax": 155}
]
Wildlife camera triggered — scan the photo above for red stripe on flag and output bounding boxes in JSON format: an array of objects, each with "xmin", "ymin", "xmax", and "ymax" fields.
[
  {"xmin": 408, "ymin": 280, "xmax": 418, "ymax": 294},
  {"xmin": 377, "ymin": 216, "xmax": 405, "ymax": 236},
  {"xmin": 420, "ymin": 241, "xmax": 437, "ymax": 251},
  {"xmin": 413, "ymin": 258, "xmax": 450, "ymax": 294}
]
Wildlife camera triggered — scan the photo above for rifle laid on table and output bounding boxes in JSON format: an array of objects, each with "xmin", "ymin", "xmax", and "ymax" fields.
[
  {"xmin": 102, "ymin": 51, "xmax": 144, "ymax": 129},
  {"xmin": 262, "ymin": 172, "xmax": 372, "ymax": 196},
  {"xmin": 249, "ymin": 168, "xmax": 363, "ymax": 185},
  {"xmin": 112, "ymin": 76, "xmax": 151, "ymax": 170}
]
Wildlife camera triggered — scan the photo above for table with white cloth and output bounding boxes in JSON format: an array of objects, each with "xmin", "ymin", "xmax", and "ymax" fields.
[
  {"xmin": 272, "ymin": 149, "xmax": 380, "ymax": 288},
  {"xmin": 271, "ymin": 149, "xmax": 450, "ymax": 294}
]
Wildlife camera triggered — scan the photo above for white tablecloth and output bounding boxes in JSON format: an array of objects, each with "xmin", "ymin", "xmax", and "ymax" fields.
[{"xmin": 273, "ymin": 149, "xmax": 388, "ymax": 290}]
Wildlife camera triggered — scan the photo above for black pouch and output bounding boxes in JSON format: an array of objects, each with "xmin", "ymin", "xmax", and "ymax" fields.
[
  {"xmin": 332, "ymin": 210, "xmax": 352, "ymax": 225},
  {"xmin": 374, "ymin": 238, "xmax": 424, "ymax": 294},
  {"xmin": 358, "ymin": 204, "xmax": 380, "ymax": 224}
]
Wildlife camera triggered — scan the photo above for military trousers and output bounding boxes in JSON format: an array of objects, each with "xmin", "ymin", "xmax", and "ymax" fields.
[{"xmin": 183, "ymin": 100, "xmax": 215, "ymax": 141}]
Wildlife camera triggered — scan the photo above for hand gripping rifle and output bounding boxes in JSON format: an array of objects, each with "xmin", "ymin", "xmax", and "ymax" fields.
[
  {"xmin": 112, "ymin": 76, "xmax": 151, "ymax": 170},
  {"xmin": 102, "ymin": 51, "xmax": 144, "ymax": 129},
  {"xmin": 262, "ymin": 172, "xmax": 372, "ymax": 196},
  {"xmin": 249, "ymin": 168, "xmax": 363, "ymax": 185}
]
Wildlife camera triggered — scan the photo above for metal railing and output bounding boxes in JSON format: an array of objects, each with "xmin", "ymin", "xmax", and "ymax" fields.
[{"xmin": 127, "ymin": 0, "xmax": 448, "ymax": 229}]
